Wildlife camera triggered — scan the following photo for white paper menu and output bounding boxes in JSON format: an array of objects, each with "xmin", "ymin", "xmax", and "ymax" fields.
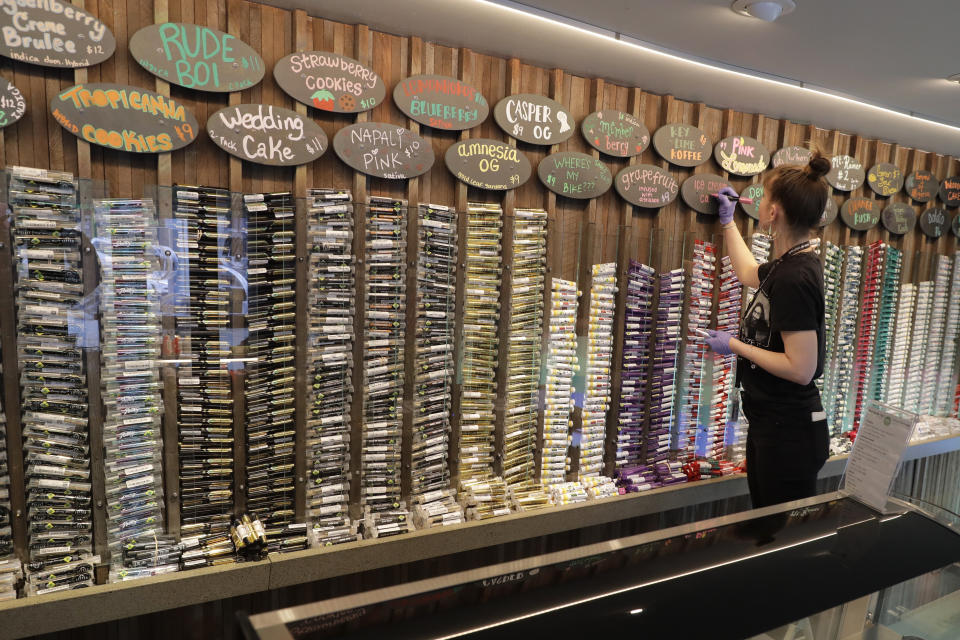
[{"xmin": 840, "ymin": 401, "xmax": 917, "ymax": 513}]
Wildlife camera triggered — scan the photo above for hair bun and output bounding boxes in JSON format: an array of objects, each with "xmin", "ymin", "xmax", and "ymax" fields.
[{"xmin": 806, "ymin": 153, "xmax": 831, "ymax": 180}]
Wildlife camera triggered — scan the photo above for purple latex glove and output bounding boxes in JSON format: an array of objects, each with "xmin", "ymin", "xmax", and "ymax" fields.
[
  {"xmin": 715, "ymin": 186, "xmax": 738, "ymax": 225},
  {"xmin": 705, "ymin": 329, "xmax": 734, "ymax": 355}
]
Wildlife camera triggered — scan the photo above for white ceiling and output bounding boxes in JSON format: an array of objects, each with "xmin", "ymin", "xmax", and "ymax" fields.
[
  {"xmin": 515, "ymin": 0, "xmax": 960, "ymax": 127},
  {"xmin": 258, "ymin": 0, "xmax": 960, "ymax": 157}
]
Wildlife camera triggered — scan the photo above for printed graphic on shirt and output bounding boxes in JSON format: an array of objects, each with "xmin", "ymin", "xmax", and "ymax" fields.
[{"xmin": 742, "ymin": 289, "xmax": 772, "ymax": 347}]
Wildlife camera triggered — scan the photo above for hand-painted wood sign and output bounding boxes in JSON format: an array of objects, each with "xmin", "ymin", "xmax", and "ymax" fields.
[
  {"xmin": 393, "ymin": 74, "xmax": 487, "ymax": 131},
  {"xmin": 819, "ymin": 197, "xmax": 838, "ymax": 227},
  {"xmin": 771, "ymin": 145, "xmax": 811, "ymax": 168},
  {"xmin": 652, "ymin": 124, "xmax": 710, "ymax": 167},
  {"xmin": 334, "ymin": 123, "xmax": 432, "ymax": 179},
  {"xmin": 827, "ymin": 155, "xmax": 865, "ymax": 191},
  {"xmin": 919, "ymin": 207, "xmax": 948, "ymax": 238},
  {"xmin": 207, "ymin": 104, "xmax": 326, "ymax": 166},
  {"xmin": 713, "ymin": 135, "xmax": 769, "ymax": 176},
  {"xmin": 537, "ymin": 152, "xmax": 611, "ymax": 199},
  {"xmin": 614, "ymin": 164, "xmax": 678, "ymax": 209},
  {"xmin": 0, "ymin": 0, "xmax": 115, "ymax": 68},
  {"xmin": 839, "ymin": 197, "xmax": 879, "ymax": 230},
  {"xmin": 129, "ymin": 23, "xmax": 264, "ymax": 92},
  {"xmin": 739, "ymin": 183, "xmax": 764, "ymax": 220},
  {"xmin": 0, "ymin": 78, "xmax": 26, "ymax": 128},
  {"xmin": 444, "ymin": 138, "xmax": 530, "ymax": 190},
  {"xmin": 493, "ymin": 93, "xmax": 574, "ymax": 145},
  {"xmin": 904, "ymin": 170, "xmax": 938, "ymax": 203},
  {"xmin": 274, "ymin": 51, "xmax": 385, "ymax": 114},
  {"xmin": 953, "ymin": 213, "xmax": 960, "ymax": 239},
  {"xmin": 581, "ymin": 110, "xmax": 649, "ymax": 158},
  {"xmin": 866, "ymin": 163, "xmax": 903, "ymax": 197},
  {"xmin": 680, "ymin": 173, "xmax": 732, "ymax": 215},
  {"xmin": 881, "ymin": 202, "xmax": 916, "ymax": 235},
  {"xmin": 938, "ymin": 176, "xmax": 960, "ymax": 207},
  {"xmin": 50, "ymin": 83, "xmax": 198, "ymax": 153}
]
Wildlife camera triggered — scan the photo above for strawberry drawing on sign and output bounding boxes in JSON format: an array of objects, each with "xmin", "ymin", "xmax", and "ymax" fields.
[{"xmin": 312, "ymin": 90, "xmax": 335, "ymax": 110}]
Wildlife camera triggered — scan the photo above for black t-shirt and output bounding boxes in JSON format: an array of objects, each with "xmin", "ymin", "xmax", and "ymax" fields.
[{"xmin": 737, "ymin": 251, "xmax": 825, "ymax": 411}]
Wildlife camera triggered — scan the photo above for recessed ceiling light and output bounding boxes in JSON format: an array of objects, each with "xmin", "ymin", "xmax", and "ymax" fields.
[{"xmin": 731, "ymin": 0, "xmax": 796, "ymax": 22}]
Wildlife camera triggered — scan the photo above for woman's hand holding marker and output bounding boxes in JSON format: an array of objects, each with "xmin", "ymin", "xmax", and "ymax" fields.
[{"xmin": 713, "ymin": 186, "xmax": 740, "ymax": 225}]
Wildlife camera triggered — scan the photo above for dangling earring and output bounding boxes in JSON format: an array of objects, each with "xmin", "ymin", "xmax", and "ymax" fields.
[{"xmin": 764, "ymin": 209, "xmax": 778, "ymax": 239}]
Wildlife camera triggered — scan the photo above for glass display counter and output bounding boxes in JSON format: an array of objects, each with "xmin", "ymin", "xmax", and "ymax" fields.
[{"xmin": 240, "ymin": 494, "xmax": 960, "ymax": 640}]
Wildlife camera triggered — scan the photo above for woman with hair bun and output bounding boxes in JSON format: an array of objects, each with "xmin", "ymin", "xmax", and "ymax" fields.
[{"xmin": 705, "ymin": 150, "xmax": 832, "ymax": 508}]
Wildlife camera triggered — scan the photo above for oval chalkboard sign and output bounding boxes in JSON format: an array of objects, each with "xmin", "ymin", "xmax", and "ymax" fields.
[
  {"xmin": 904, "ymin": 170, "xmax": 938, "ymax": 203},
  {"xmin": 393, "ymin": 74, "xmax": 488, "ymax": 131},
  {"xmin": 581, "ymin": 110, "xmax": 649, "ymax": 158},
  {"xmin": 207, "ymin": 104, "xmax": 326, "ymax": 166},
  {"xmin": 444, "ymin": 139, "xmax": 530, "ymax": 191},
  {"xmin": 820, "ymin": 197, "xmax": 838, "ymax": 227},
  {"xmin": 772, "ymin": 146, "xmax": 812, "ymax": 168},
  {"xmin": 50, "ymin": 83, "xmax": 198, "ymax": 153},
  {"xmin": 680, "ymin": 173, "xmax": 732, "ymax": 215},
  {"xmin": 739, "ymin": 183, "xmax": 764, "ymax": 220},
  {"xmin": 614, "ymin": 164, "xmax": 679, "ymax": 209},
  {"xmin": 274, "ymin": 51, "xmax": 385, "ymax": 114},
  {"xmin": 130, "ymin": 23, "xmax": 264, "ymax": 93},
  {"xmin": 839, "ymin": 197, "xmax": 880, "ymax": 230},
  {"xmin": 953, "ymin": 213, "xmax": 960, "ymax": 239},
  {"xmin": 537, "ymin": 152, "xmax": 611, "ymax": 200},
  {"xmin": 493, "ymin": 93, "xmax": 575, "ymax": 146},
  {"xmin": 0, "ymin": 2, "xmax": 115, "ymax": 68},
  {"xmin": 919, "ymin": 207, "xmax": 948, "ymax": 238},
  {"xmin": 653, "ymin": 124, "xmax": 710, "ymax": 167},
  {"xmin": 827, "ymin": 155, "xmax": 865, "ymax": 191},
  {"xmin": 714, "ymin": 136, "xmax": 769, "ymax": 176},
  {"xmin": 0, "ymin": 78, "xmax": 26, "ymax": 128},
  {"xmin": 881, "ymin": 202, "xmax": 916, "ymax": 235},
  {"xmin": 938, "ymin": 176, "xmax": 960, "ymax": 207},
  {"xmin": 866, "ymin": 163, "xmax": 903, "ymax": 197},
  {"xmin": 334, "ymin": 123, "xmax": 432, "ymax": 179}
]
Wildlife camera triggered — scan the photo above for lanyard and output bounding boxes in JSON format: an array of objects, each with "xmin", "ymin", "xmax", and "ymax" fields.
[{"xmin": 742, "ymin": 239, "xmax": 813, "ymax": 324}]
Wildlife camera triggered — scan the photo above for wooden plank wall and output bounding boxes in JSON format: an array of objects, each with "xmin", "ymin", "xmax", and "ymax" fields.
[
  {"xmin": 1, "ymin": 0, "xmax": 960, "ymax": 563},
  {"xmin": 5, "ymin": 1, "xmax": 956, "ymax": 254}
]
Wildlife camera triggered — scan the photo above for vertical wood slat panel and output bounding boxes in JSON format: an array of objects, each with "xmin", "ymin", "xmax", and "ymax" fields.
[
  {"xmin": 448, "ymin": 48, "xmax": 473, "ymax": 486},
  {"xmin": 173, "ymin": 0, "xmax": 197, "ymax": 187},
  {"xmin": 400, "ymin": 36, "xmax": 423, "ymax": 502},
  {"xmin": 348, "ymin": 23, "xmax": 370, "ymax": 511},
  {"xmin": 12, "ymin": 64, "xmax": 32, "ymax": 169},
  {"xmin": 291, "ymin": 8, "xmax": 310, "ymax": 522},
  {"xmin": 565, "ymin": 72, "xmax": 590, "ymax": 480},
  {"xmin": 149, "ymin": 1, "xmax": 173, "ymax": 524},
  {"xmin": 2, "ymin": 60, "xmax": 16, "ymax": 170},
  {"xmin": 604, "ymin": 88, "xmax": 645, "ymax": 475},
  {"xmin": 579, "ymin": 75, "xmax": 606, "ymax": 476},
  {"xmin": 536, "ymin": 71, "xmax": 562, "ymax": 480},
  {"xmin": 873, "ymin": 142, "xmax": 893, "ymax": 248},
  {"xmin": 216, "ymin": 0, "xmax": 244, "ymax": 515},
  {"xmin": 62, "ymin": 0, "xmax": 109, "ymax": 581},
  {"xmin": 152, "ymin": 0, "xmax": 181, "ymax": 540},
  {"xmin": 492, "ymin": 58, "xmax": 521, "ymax": 479}
]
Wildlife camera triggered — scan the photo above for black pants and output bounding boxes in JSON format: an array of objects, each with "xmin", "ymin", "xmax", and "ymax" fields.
[{"xmin": 741, "ymin": 394, "xmax": 829, "ymax": 509}]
